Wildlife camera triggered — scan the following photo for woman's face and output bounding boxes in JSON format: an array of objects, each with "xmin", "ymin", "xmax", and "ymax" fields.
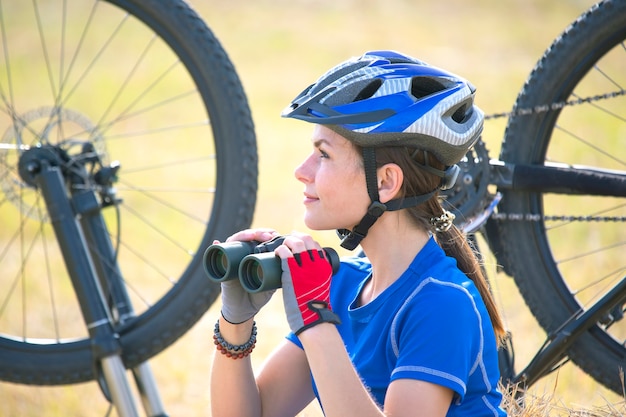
[{"xmin": 294, "ymin": 125, "xmax": 369, "ymax": 231}]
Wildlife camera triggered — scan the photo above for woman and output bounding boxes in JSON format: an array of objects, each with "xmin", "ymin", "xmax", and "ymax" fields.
[{"xmin": 210, "ymin": 50, "xmax": 507, "ymax": 416}]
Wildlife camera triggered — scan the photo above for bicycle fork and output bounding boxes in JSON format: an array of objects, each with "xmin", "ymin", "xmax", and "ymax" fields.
[{"xmin": 26, "ymin": 154, "xmax": 167, "ymax": 417}]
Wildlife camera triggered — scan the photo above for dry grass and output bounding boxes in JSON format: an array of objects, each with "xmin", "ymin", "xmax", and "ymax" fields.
[{"xmin": 502, "ymin": 380, "xmax": 626, "ymax": 417}]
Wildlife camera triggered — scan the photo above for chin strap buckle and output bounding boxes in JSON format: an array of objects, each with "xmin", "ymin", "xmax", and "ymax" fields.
[{"xmin": 338, "ymin": 201, "xmax": 387, "ymax": 250}]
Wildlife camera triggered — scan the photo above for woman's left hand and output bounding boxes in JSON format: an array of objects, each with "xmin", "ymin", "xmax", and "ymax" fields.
[{"xmin": 275, "ymin": 234, "xmax": 340, "ymax": 335}]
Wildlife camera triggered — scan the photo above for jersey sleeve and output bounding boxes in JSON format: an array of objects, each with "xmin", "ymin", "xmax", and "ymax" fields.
[{"xmin": 389, "ymin": 278, "xmax": 484, "ymax": 400}]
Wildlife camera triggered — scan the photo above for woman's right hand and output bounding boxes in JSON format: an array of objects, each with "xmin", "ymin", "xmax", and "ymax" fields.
[{"xmin": 219, "ymin": 228, "xmax": 280, "ymax": 324}]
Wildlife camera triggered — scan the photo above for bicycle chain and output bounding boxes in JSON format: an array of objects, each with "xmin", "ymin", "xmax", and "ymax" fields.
[
  {"xmin": 490, "ymin": 213, "xmax": 626, "ymax": 222},
  {"xmin": 482, "ymin": 89, "xmax": 626, "ymax": 223},
  {"xmin": 484, "ymin": 89, "xmax": 626, "ymax": 120}
]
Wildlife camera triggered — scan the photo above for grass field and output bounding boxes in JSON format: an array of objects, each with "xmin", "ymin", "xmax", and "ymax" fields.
[{"xmin": 1, "ymin": 0, "xmax": 625, "ymax": 415}]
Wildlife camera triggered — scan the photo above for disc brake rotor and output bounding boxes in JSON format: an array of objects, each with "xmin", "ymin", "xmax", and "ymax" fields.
[{"xmin": 0, "ymin": 106, "xmax": 106, "ymax": 221}]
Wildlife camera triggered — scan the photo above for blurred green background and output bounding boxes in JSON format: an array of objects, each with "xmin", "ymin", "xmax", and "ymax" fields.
[{"xmin": 2, "ymin": 0, "xmax": 622, "ymax": 415}]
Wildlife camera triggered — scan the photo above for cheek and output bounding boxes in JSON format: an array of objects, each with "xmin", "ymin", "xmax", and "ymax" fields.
[
  {"xmin": 321, "ymin": 167, "xmax": 369, "ymax": 214},
  {"xmin": 304, "ymin": 149, "xmax": 371, "ymax": 230}
]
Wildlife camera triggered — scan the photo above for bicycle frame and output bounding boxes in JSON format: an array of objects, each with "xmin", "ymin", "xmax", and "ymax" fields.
[
  {"xmin": 465, "ymin": 157, "xmax": 626, "ymax": 391},
  {"xmin": 490, "ymin": 160, "xmax": 626, "ymax": 197},
  {"xmin": 509, "ymin": 275, "xmax": 626, "ymax": 389},
  {"xmin": 21, "ymin": 144, "xmax": 167, "ymax": 417}
]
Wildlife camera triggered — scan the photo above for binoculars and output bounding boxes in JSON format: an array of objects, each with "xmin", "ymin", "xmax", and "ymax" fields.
[{"xmin": 203, "ymin": 236, "xmax": 340, "ymax": 293}]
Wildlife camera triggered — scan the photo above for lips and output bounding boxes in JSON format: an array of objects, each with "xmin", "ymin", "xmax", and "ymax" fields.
[{"xmin": 303, "ymin": 193, "xmax": 319, "ymax": 204}]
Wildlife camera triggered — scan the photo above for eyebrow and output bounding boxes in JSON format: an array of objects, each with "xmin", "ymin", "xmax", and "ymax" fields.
[{"xmin": 313, "ymin": 138, "xmax": 329, "ymax": 148}]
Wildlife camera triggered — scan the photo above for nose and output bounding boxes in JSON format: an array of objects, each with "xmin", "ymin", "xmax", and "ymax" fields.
[{"xmin": 294, "ymin": 153, "xmax": 314, "ymax": 183}]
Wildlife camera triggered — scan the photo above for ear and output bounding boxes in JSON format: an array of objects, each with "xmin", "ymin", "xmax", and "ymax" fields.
[{"xmin": 377, "ymin": 163, "xmax": 403, "ymax": 204}]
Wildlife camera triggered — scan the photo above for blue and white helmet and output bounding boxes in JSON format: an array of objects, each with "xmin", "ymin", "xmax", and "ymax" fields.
[{"xmin": 282, "ymin": 50, "xmax": 483, "ymax": 166}]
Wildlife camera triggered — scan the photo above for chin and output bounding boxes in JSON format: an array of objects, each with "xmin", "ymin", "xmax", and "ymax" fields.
[
  {"xmin": 304, "ymin": 212, "xmax": 354, "ymax": 232},
  {"xmin": 303, "ymin": 217, "xmax": 333, "ymax": 231}
]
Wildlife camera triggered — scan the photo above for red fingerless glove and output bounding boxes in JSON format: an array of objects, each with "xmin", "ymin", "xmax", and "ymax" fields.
[{"xmin": 281, "ymin": 249, "xmax": 341, "ymax": 335}]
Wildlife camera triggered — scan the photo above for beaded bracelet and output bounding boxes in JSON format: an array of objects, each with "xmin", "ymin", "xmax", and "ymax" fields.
[{"xmin": 213, "ymin": 320, "xmax": 257, "ymax": 359}]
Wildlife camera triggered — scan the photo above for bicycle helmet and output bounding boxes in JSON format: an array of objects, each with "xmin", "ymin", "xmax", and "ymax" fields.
[{"xmin": 282, "ymin": 50, "xmax": 484, "ymax": 249}]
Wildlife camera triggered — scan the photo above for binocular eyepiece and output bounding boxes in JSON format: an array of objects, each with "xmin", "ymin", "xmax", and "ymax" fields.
[{"xmin": 203, "ymin": 236, "xmax": 340, "ymax": 293}]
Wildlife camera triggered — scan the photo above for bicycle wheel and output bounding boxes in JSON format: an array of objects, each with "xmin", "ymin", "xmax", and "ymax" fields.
[
  {"xmin": 497, "ymin": 0, "xmax": 626, "ymax": 394},
  {"xmin": 0, "ymin": 0, "xmax": 257, "ymax": 385}
]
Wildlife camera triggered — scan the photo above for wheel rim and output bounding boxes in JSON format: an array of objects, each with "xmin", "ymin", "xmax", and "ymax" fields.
[{"xmin": 0, "ymin": 0, "xmax": 218, "ymax": 363}]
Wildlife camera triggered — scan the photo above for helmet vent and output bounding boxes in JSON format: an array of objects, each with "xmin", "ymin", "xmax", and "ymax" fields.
[
  {"xmin": 411, "ymin": 76, "xmax": 446, "ymax": 99},
  {"xmin": 451, "ymin": 103, "xmax": 471, "ymax": 123},
  {"xmin": 354, "ymin": 79, "xmax": 383, "ymax": 102},
  {"xmin": 310, "ymin": 61, "xmax": 370, "ymax": 96}
]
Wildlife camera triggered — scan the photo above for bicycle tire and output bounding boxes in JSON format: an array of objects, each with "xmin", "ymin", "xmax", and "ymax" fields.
[
  {"xmin": 0, "ymin": 0, "xmax": 257, "ymax": 384},
  {"xmin": 497, "ymin": 0, "xmax": 626, "ymax": 394}
]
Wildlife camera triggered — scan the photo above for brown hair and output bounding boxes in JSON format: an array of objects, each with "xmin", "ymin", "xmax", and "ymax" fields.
[{"xmin": 371, "ymin": 145, "xmax": 506, "ymax": 344}]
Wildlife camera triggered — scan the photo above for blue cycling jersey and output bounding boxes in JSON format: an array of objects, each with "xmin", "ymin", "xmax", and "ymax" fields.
[{"xmin": 287, "ymin": 236, "xmax": 506, "ymax": 416}]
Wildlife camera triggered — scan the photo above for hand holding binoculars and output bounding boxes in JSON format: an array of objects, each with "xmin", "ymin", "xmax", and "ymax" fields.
[{"xmin": 203, "ymin": 236, "xmax": 340, "ymax": 293}]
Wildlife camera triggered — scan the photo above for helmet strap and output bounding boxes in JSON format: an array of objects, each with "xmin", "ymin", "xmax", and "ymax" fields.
[
  {"xmin": 337, "ymin": 148, "xmax": 439, "ymax": 250},
  {"xmin": 337, "ymin": 147, "xmax": 385, "ymax": 250},
  {"xmin": 362, "ymin": 147, "xmax": 380, "ymax": 203},
  {"xmin": 337, "ymin": 201, "xmax": 387, "ymax": 250}
]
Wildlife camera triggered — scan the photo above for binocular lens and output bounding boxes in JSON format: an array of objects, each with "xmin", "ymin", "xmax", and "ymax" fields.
[
  {"xmin": 203, "ymin": 241, "xmax": 258, "ymax": 282},
  {"xmin": 239, "ymin": 252, "xmax": 283, "ymax": 293},
  {"xmin": 239, "ymin": 257, "xmax": 264, "ymax": 291},
  {"xmin": 205, "ymin": 248, "xmax": 228, "ymax": 279},
  {"xmin": 213, "ymin": 251, "xmax": 228, "ymax": 277}
]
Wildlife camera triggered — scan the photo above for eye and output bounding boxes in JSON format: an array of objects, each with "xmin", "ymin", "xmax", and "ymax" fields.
[{"xmin": 318, "ymin": 149, "xmax": 329, "ymax": 159}]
